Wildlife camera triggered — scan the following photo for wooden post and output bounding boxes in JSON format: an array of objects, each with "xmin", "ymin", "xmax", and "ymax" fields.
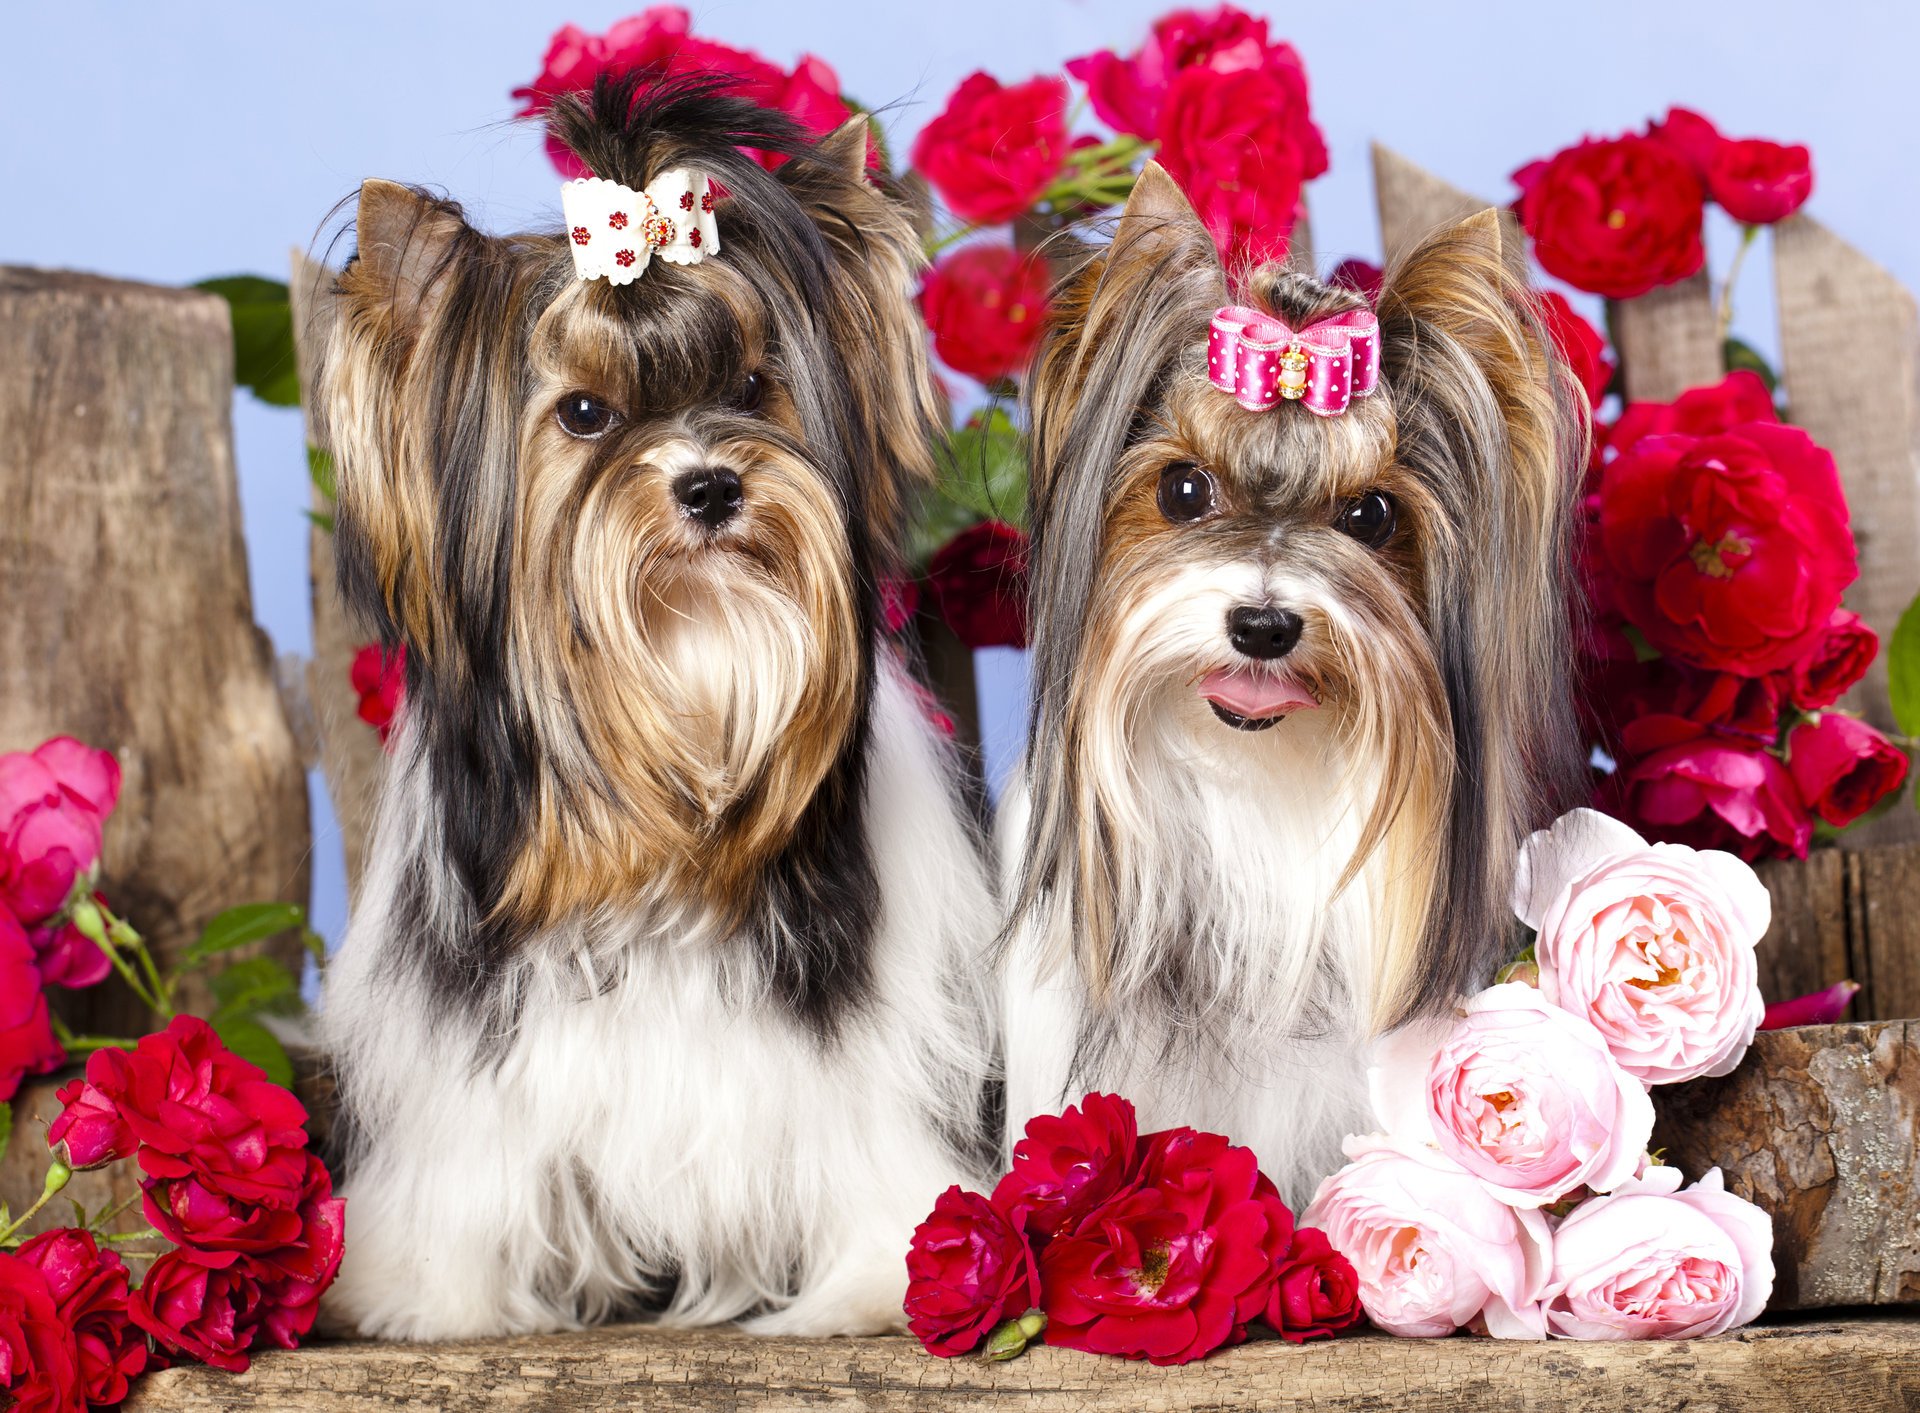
[
  {"xmin": 1752, "ymin": 850, "xmax": 1850, "ymax": 1011},
  {"xmin": 0, "ymin": 268, "xmax": 310, "ymax": 1033},
  {"xmin": 1775, "ymin": 216, "xmax": 1920, "ymax": 846},
  {"xmin": 290, "ymin": 253, "xmax": 387, "ymax": 898},
  {"xmin": 1654, "ymin": 1020, "xmax": 1920, "ymax": 1309},
  {"xmin": 1372, "ymin": 144, "xmax": 1483, "ymax": 266}
]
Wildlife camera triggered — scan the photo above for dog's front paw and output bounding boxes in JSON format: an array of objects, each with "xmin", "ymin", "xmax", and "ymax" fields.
[{"xmin": 741, "ymin": 1261, "xmax": 909, "ymax": 1338}]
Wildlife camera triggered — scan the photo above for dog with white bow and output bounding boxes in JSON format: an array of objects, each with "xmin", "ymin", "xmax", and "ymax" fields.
[
  {"xmin": 999, "ymin": 165, "xmax": 1588, "ymax": 1205},
  {"xmin": 315, "ymin": 79, "xmax": 997, "ymax": 1340}
]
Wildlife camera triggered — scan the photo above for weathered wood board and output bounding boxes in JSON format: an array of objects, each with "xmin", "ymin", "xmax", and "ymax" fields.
[
  {"xmin": 122, "ymin": 1316, "xmax": 1920, "ymax": 1412},
  {"xmin": 1654, "ymin": 1020, "xmax": 1919, "ymax": 1310},
  {"xmin": 0, "ymin": 267, "xmax": 311, "ymax": 1032}
]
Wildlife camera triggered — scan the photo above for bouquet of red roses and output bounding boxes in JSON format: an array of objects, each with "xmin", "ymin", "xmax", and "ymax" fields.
[{"xmin": 904, "ymin": 1094, "xmax": 1359, "ymax": 1366}]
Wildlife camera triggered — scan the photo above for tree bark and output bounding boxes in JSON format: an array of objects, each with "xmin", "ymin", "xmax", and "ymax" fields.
[
  {"xmin": 0, "ymin": 267, "xmax": 310, "ymax": 1033},
  {"xmin": 1654, "ymin": 1020, "xmax": 1920, "ymax": 1309}
]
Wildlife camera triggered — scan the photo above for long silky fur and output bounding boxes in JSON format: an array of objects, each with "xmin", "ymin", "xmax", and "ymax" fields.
[
  {"xmin": 1002, "ymin": 166, "xmax": 1584, "ymax": 1202},
  {"xmin": 314, "ymin": 78, "xmax": 995, "ymax": 1340}
]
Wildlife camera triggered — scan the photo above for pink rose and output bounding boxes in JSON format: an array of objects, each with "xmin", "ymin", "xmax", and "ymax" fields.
[
  {"xmin": 1786, "ymin": 712, "xmax": 1909, "ymax": 827},
  {"xmin": 1302, "ymin": 1135, "xmax": 1551, "ymax": 1339},
  {"xmin": 1542, "ymin": 1166, "xmax": 1774, "ymax": 1338},
  {"xmin": 1612, "ymin": 717, "xmax": 1812, "ymax": 862},
  {"xmin": 1513, "ymin": 808, "xmax": 1768, "ymax": 1085},
  {"xmin": 1370, "ymin": 985, "xmax": 1653, "ymax": 1208},
  {"xmin": 0, "ymin": 737, "xmax": 121, "ymax": 925}
]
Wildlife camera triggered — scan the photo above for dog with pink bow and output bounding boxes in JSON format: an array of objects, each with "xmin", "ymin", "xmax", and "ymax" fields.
[{"xmin": 997, "ymin": 164, "xmax": 1590, "ymax": 1205}]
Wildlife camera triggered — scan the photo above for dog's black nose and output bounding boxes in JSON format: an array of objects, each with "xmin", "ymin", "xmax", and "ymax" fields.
[
  {"xmin": 672, "ymin": 468, "xmax": 744, "ymax": 528},
  {"xmin": 1227, "ymin": 605, "xmax": 1304, "ymax": 660}
]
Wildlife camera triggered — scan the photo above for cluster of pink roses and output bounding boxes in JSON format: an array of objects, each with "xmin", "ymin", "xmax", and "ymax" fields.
[
  {"xmin": 1514, "ymin": 107, "xmax": 1812, "ymax": 300},
  {"xmin": 1309, "ymin": 808, "xmax": 1775, "ymax": 1340},
  {"xmin": 906, "ymin": 1094, "xmax": 1359, "ymax": 1366},
  {"xmin": 0, "ymin": 739, "xmax": 124, "ymax": 1102},
  {"xmin": 1579, "ymin": 371, "xmax": 1906, "ymax": 859}
]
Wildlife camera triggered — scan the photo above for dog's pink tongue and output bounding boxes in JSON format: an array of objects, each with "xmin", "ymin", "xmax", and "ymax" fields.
[{"xmin": 1199, "ymin": 669, "xmax": 1319, "ymax": 718}]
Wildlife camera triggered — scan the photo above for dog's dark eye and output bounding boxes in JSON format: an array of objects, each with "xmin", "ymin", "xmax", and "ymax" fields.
[
  {"xmin": 734, "ymin": 371, "xmax": 765, "ymax": 414},
  {"xmin": 1336, "ymin": 490, "xmax": 1396, "ymax": 547},
  {"xmin": 556, "ymin": 393, "xmax": 618, "ymax": 439},
  {"xmin": 1156, "ymin": 463, "xmax": 1216, "ymax": 523}
]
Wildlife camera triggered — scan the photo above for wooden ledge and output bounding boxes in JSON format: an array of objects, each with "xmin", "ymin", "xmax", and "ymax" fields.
[{"xmin": 123, "ymin": 1314, "xmax": 1920, "ymax": 1411}]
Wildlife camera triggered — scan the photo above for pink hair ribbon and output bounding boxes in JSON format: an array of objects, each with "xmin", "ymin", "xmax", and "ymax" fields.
[{"xmin": 1206, "ymin": 305, "xmax": 1381, "ymax": 417}]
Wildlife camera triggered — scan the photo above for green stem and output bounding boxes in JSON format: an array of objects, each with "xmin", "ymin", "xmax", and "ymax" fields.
[
  {"xmin": 0, "ymin": 1163, "xmax": 71, "ymax": 1246},
  {"xmin": 62, "ymin": 1034, "xmax": 137, "ymax": 1057},
  {"xmin": 89, "ymin": 1193, "xmax": 142, "ymax": 1234},
  {"xmin": 99, "ymin": 1227, "xmax": 165, "ymax": 1245},
  {"xmin": 923, "ymin": 223, "xmax": 984, "ymax": 259},
  {"xmin": 1717, "ymin": 223, "xmax": 1760, "ymax": 347}
]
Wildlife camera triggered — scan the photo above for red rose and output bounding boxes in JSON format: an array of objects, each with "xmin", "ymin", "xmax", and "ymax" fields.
[
  {"xmin": 1605, "ymin": 370, "xmax": 1778, "ymax": 461},
  {"xmin": 1038, "ymin": 1128, "xmax": 1294, "ymax": 1365},
  {"xmin": 0, "ymin": 737, "xmax": 121, "ymax": 926},
  {"xmin": 18, "ymin": 1229, "xmax": 150, "ymax": 1407},
  {"xmin": 351, "ymin": 642, "xmax": 407, "ymax": 747},
  {"xmin": 1157, "ymin": 62, "xmax": 1327, "ymax": 266},
  {"xmin": 904, "ymin": 1186, "xmax": 1039, "ymax": 1357},
  {"xmin": 1648, "ymin": 107, "xmax": 1812, "ymax": 224},
  {"xmin": 911, "ymin": 72, "xmax": 1070, "ymax": 226},
  {"xmin": 1787, "ymin": 713, "xmax": 1909, "ymax": 828},
  {"xmin": 513, "ymin": 9, "xmax": 852, "ymax": 177},
  {"xmin": 992, "ymin": 1092, "xmax": 1140, "ymax": 1240},
  {"xmin": 1328, "ymin": 258, "xmax": 1383, "ymax": 304},
  {"xmin": 1582, "ymin": 655, "xmax": 1784, "ymax": 752},
  {"xmin": 1709, "ymin": 139, "xmax": 1813, "ymax": 225},
  {"xmin": 1513, "ymin": 135, "xmax": 1705, "ymax": 299},
  {"xmin": 1535, "ymin": 291, "xmax": 1613, "ymax": 410},
  {"xmin": 921, "ymin": 245, "xmax": 1050, "ymax": 384},
  {"xmin": 27, "ymin": 891, "xmax": 112, "ymax": 991},
  {"xmin": 1066, "ymin": 7, "xmax": 1303, "ymax": 142},
  {"xmin": 1264, "ymin": 1226, "xmax": 1361, "ymax": 1343},
  {"xmin": 84, "ymin": 1016, "xmax": 311, "ymax": 1206},
  {"xmin": 879, "ymin": 577, "xmax": 920, "ymax": 636},
  {"xmin": 1598, "ymin": 423, "xmax": 1855, "ymax": 675},
  {"xmin": 48, "ymin": 1076, "xmax": 134, "ymax": 1171},
  {"xmin": 128, "ymin": 1251, "xmax": 259, "ymax": 1373},
  {"xmin": 1612, "ymin": 717, "xmax": 1811, "ymax": 860},
  {"xmin": 1790, "ymin": 609, "xmax": 1877, "ymax": 710},
  {"xmin": 146, "ymin": 1152, "xmax": 344, "ymax": 1285},
  {"xmin": 0, "ymin": 907, "xmax": 62, "ymax": 1103},
  {"xmin": 926, "ymin": 521, "xmax": 1029, "ymax": 651},
  {"xmin": 0, "ymin": 1250, "xmax": 80, "ymax": 1413}
]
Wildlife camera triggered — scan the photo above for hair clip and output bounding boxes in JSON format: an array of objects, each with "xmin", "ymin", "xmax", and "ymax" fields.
[
  {"xmin": 561, "ymin": 168, "xmax": 720, "ymax": 286},
  {"xmin": 1207, "ymin": 306, "xmax": 1380, "ymax": 417}
]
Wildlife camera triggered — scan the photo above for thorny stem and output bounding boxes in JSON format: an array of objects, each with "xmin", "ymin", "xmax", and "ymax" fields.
[{"xmin": 0, "ymin": 1162, "xmax": 71, "ymax": 1246}]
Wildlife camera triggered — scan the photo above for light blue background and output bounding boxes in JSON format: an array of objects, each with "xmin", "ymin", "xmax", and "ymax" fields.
[{"xmin": 6, "ymin": 2, "xmax": 1916, "ymax": 943}]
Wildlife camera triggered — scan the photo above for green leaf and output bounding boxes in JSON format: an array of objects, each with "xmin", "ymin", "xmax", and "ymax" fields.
[
  {"xmin": 1722, "ymin": 336, "xmax": 1780, "ymax": 397},
  {"xmin": 186, "ymin": 902, "xmax": 307, "ymax": 964},
  {"xmin": 1620, "ymin": 625, "xmax": 1662, "ymax": 664},
  {"xmin": 933, "ymin": 408, "xmax": 1028, "ymax": 526},
  {"xmin": 212, "ymin": 1016, "xmax": 293, "ymax": 1087},
  {"xmin": 194, "ymin": 275, "xmax": 300, "ymax": 407},
  {"xmin": 304, "ymin": 509, "xmax": 336, "ymax": 533},
  {"xmin": 307, "ymin": 444, "xmax": 336, "ymax": 502},
  {"xmin": 0, "ymin": 1102, "xmax": 12, "ymax": 1159},
  {"xmin": 210, "ymin": 956, "xmax": 302, "ymax": 1023},
  {"xmin": 300, "ymin": 927, "xmax": 328, "ymax": 966},
  {"xmin": 906, "ymin": 487, "xmax": 984, "ymax": 576},
  {"xmin": 1890, "ymin": 592, "xmax": 1920, "ymax": 738}
]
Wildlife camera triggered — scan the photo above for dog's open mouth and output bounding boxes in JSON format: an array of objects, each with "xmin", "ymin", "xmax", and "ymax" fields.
[{"xmin": 1198, "ymin": 668, "xmax": 1319, "ymax": 732}]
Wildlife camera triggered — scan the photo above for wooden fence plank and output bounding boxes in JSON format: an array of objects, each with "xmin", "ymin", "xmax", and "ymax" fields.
[
  {"xmin": 1853, "ymin": 846, "xmax": 1920, "ymax": 1020},
  {"xmin": 1775, "ymin": 215, "xmax": 1920, "ymax": 847},
  {"xmin": 0, "ymin": 268, "xmax": 310, "ymax": 1031},
  {"xmin": 1753, "ymin": 850, "xmax": 1851, "ymax": 1010},
  {"xmin": 1371, "ymin": 144, "xmax": 1482, "ymax": 266},
  {"xmin": 1612, "ymin": 272, "xmax": 1721, "ymax": 403},
  {"xmin": 121, "ymin": 1317, "xmax": 1920, "ymax": 1413},
  {"xmin": 290, "ymin": 253, "xmax": 386, "ymax": 900}
]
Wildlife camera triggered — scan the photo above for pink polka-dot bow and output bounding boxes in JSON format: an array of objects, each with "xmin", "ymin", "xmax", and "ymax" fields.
[{"xmin": 1207, "ymin": 305, "xmax": 1381, "ymax": 417}]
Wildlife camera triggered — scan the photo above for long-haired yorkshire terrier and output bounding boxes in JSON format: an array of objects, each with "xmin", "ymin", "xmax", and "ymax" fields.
[
  {"xmin": 315, "ymin": 80, "xmax": 997, "ymax": 1340},
  {"xmin": 1000, "ymin": 164, "xmax": 1586, "ymax": 1203}
]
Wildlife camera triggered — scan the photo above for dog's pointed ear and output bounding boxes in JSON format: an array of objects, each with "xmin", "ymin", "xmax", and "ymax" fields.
[
  {"xmin": 348, "ymin": 179, "xmax": 470, "ymax": 337},
  {"xmin": 1108, "ymin": 161, "xmax": 1219, "ymax": 275},
  {"xmin": 814, "ymin": 114, "xmax": 872, "ymax": 182}
]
